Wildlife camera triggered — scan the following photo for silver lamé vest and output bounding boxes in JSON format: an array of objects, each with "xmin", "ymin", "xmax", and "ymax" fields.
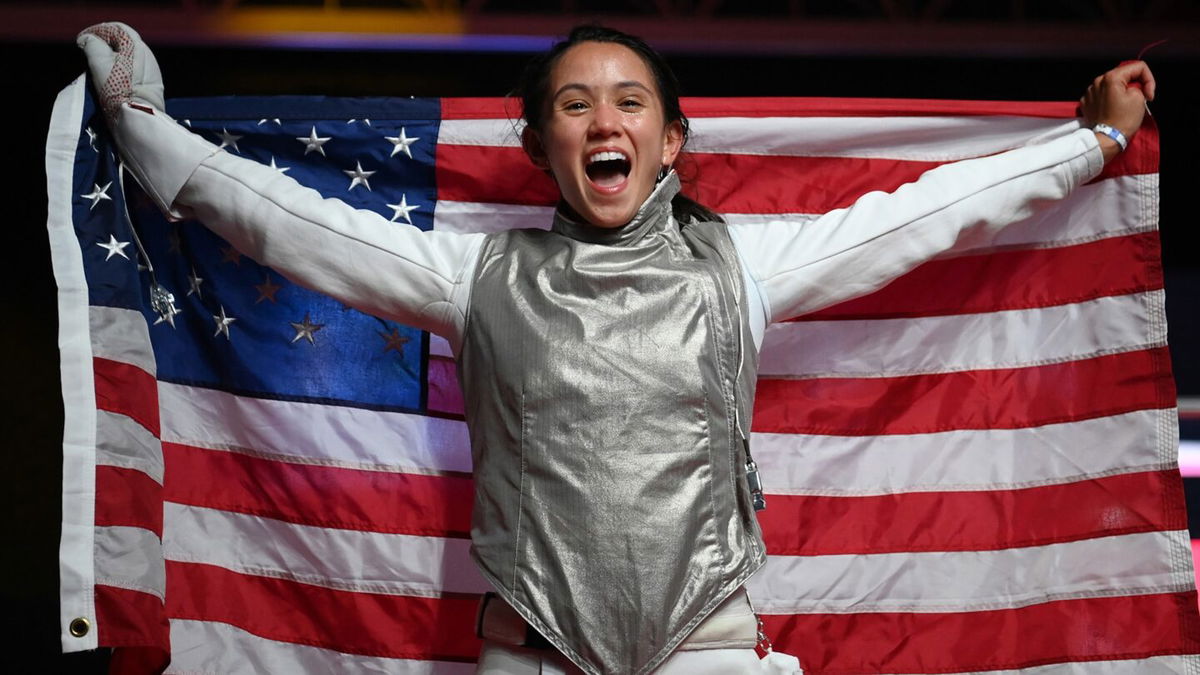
[{"xmin": 459, "ymin": 174, "xmax": 766, "ymax": 674}]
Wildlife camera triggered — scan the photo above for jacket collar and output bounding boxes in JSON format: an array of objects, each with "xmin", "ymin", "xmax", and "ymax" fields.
[{"xmin": 551, "ymin": 171, "xmax": 680, "ymax": 246}]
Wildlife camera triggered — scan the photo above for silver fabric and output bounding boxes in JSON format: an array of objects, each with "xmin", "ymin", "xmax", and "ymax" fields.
[{"xmin": 459, "ymin": 174, "xmax": 765, "ymax": 675}]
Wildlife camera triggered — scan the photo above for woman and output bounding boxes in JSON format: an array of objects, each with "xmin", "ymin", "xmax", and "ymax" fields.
[{"xmin": 77, "ymin": 22, "xmax": 1153, "ymax": 675}]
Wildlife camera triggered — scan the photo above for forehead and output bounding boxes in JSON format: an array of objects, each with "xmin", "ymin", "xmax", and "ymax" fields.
[{"xmin": 550, "ymin": 41, "xmax": 657, "ymax": 94}]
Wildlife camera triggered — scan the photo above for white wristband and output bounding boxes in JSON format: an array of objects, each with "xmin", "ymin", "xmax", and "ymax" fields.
[{"xmin": 1092, "ymin": 123, "xmax": 1129, "ymax": 152}]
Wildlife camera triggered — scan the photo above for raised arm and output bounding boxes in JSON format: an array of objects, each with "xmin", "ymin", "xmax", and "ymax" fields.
[
  {"xmin": 77, "ymin": 22, "xmax": 483, "ymax": 348},
  {"xmin": 730, "ymin": 62, "xmax": 1154, "ymax": 325}
]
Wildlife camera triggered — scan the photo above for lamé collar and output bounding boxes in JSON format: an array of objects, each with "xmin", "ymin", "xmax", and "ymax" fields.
[{"xmin": 551, "ymin": 171, "xmax": 681, "ymax": 247}]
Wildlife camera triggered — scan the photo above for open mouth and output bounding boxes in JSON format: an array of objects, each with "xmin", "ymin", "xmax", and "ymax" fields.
[{"xmin": 585, "ymin": 150, "xmax": 631, "ymax": 189}]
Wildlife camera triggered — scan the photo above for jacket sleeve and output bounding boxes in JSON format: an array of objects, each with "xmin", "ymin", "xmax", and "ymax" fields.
[
  {"xmin": 112, "ymin": 104, "xmax": 484, "ymax": 348},
  {"xmin": 726, "ymin": 127, "xmax": 1105, "ymax": 325}
]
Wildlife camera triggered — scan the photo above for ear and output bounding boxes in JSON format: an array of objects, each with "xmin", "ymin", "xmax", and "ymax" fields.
[
  {"xmin": 661, "ymin": 119, "xmax": 684, "ymax": 168},
  {"xmin": 522, "ymin": 126, "xmax": 551, "ymax": 170}
]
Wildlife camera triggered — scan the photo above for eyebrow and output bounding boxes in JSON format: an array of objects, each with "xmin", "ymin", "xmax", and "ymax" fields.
[{"xmin": 552, "ymin": 81, "xmax": 654, "ymax": 99}]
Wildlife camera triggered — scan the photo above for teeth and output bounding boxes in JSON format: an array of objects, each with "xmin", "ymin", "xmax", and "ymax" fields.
[{"xmin": 588, "ymin": 151, "xmax": 628, "ymax": 164}]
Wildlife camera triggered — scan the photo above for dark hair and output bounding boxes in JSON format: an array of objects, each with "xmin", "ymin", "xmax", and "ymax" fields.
[{"xmin": 515, "ymin": 24, "xmax": 724, "ymax": 225}]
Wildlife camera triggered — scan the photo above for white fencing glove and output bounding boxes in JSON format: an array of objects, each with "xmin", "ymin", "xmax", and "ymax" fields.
[
  {"xmin": 75, "ymin": 22, "xmax": 214, "ymax": 218},
  {"xmin": 76, "ymin": 22, "xmax": 165, "ymax": 118}
]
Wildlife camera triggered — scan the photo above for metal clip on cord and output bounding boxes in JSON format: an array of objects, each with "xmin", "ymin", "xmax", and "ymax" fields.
[{"xmin": 117, "ymin": 162, "xmax": 179, "ymax": 327}]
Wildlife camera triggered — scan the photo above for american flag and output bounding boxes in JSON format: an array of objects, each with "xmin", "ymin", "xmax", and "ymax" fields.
[{"xmin": 49, "ymin": 73, "xmax": 1199, "ymax": 673}]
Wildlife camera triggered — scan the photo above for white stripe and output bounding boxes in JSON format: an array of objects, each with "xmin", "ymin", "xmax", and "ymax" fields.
[
  {"xmin": 754, "ymin": 409, "xmax": 1176, "ymax": 496},
  {"xmin": 433, "ymin": 200, "xmax": 553, "ymax": 234},
  {"xmin": 434, "ymin": 175, "xmax": 1149, "ymax": 254},
  {"xmin": 95, "ymin": 525, "xmax": 165, "ymax": 600},
  {"xmin": 162, "ymin": 503, "xmax": 490, "ymax": 597},
  {"xmin": 97, "ymin": 409, "xmax": 164, "ymax": 483},
  {"xmin": 747, "ymin": 530, "xmax": 1193, "ymax": 614},
  {"xmin": 1179, "ymin": 440, "xmax": 1200, "ymax": 478},
  {"xmin": 159, "ymin": 382, "xmax": 472, "ymax": 474},
  {"xmin": 760, "ymin": 291, "xmax": 1166, "ymax": 378},
  {"xmin": 688, "ymin": 115, "xmax": 1080, "ymax": 160},
  {"xmin": 429, "ymin": 334, "xmax": 454, "ymax": 358},
  {"xmin": 726, "ymin": 175, "xmax": 1154, "ymax": 254},
  {"xmin": 89, "ymin": 304, "xmax": 155, "ymax": 375},
  {"xmin": 48, "ymin": 75, "xmax": 98, "ymax": 652},
  {"xmin": 436, "ymin": 116, "xmax": 523, "ymax": 147},
  {"xmin": 167, "ymin": 619, "xmax": 475, "ymax": 675},
  {"xmin": 437, "ymin": 115, "xmax": 1076, "ymax": 161},
  {"xmin": 893, "ymin": 655, "xmax": 1200, "ymax": 675}
]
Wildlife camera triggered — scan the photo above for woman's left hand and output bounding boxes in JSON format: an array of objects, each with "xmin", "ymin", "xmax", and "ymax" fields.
[{"xmin": 1080, "ymin": 60, "xmax": 1156, "ymax": 163}]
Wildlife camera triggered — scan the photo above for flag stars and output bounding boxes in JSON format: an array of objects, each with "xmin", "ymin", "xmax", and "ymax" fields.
[
  {"xmin": 212, "ymin": 306, "xmax": 236, "ymax": 340},
  {"xmin": 187, "ymin": 269, "xmax": 204, "ymax": 298},
  {"xmin": 97, "ymin": 234, "xmax": 131, "ymax": 261},
  {"xmin": 289, "ymin": 312, "xmax": 326, "ymax": 345},
  {"xmin": 344, "ymin": 161, "xmax": 377, "ymax": 191},
  {"xmin": 387, "ymin": 194, "xmax": 419, "ymax": 224},
  {"xmin": 378, "ymin": 327, "xmax": 409, "ymax": 355},
  {"xmin": 220, "ymin": 246, "xmax": 243, "ymax": 266},
  {"xmin": 217, "ymin": 128, "xmax": 243, "ymax": 152},
  {"xmin": 258, "ymin": 118, "xmax": 282, "ymax": 125},
  {"xmin": 297, "ymin": 126, "xmax": 331, "ymax": 156},
  {"xmin": 255, "ymin": 274, "xmax": 282, "ymax": 304},
  {"xmin": 386, "ymin": 127, "xmax": 419, "ymax": 159},
  {"xmin": 268, "ymin": 156, "xmax": 290, "ymax": 174},
  {"xmin": 85, "ymin": 126, "xmax": 98, "ymax": 151},
  {"xmin": 82, "ymin": 182, "xmax": 112, "ymax": 209}
]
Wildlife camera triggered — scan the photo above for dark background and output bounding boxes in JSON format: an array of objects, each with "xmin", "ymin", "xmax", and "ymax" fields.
[{"xmin": 4, "ymin": 2, "xmax": 1199, "ymax": 671}]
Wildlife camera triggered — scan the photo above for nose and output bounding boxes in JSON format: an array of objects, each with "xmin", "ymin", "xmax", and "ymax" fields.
[{"xmin": 588, "ymin": 103, "xmax": 621, "ymax": 138}]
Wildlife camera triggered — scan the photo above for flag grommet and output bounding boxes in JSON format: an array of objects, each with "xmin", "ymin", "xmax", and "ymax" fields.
[{"xmin": 69, "ymin": 617, "xmax": 90, "ymax": 638}]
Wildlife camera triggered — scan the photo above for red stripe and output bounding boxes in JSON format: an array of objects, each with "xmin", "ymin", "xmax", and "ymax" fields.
[
  {"xmin": 162, "ymin": 442, "xmax": 473, "ymax": 538},
  {"xmin": 94, "ymin": 357, "xmax": 159, "ymax": 437},
  {"xmin": 427, "ymin": 355, "xmax": 465, "ymax": 416},
  {"xmin": 167, "ymin": 561, "xmax": 481, "ymax": 662},
  {"xmin": 753, "ymin": 347, "xmax": 1175, "ymax": 436},
  {"xmin": 441, "ymin": 96, "xmax": 1083, "ymax": 120},
  {"xmin": 760, "ymin": 470, "xmax": 1184, "ymax": 556},
  {"xmin": 765, "ymin": 591, "xmax": 1200, "ymax": 674},
  {"xmin": 799, "ymin": 231, "xmax": 1163, "ymax": 321},
  {"xmin": 95, "ymin": 465, "xmax": 163, "ymax": 537},
  {"xmin": 435, "ymin": 142, "xmax": 1147, "ymax": 214},
  {"xmin": 95, "ymin": 584, "xmax": 169, "ymax": 659},
  {"xmin": 436, "ymin": 144, "xmax": 559, "ymax": 206}
]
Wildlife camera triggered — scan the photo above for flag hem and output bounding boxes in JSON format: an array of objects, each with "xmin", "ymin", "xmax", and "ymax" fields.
[{"xmin": 48, "ymin": 73, "xmax": 100, "ymax": 653}]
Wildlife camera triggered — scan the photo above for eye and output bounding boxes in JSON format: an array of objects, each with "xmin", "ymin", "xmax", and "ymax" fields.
[
  {"xmin": 619, "ymin": 98, "xmax": 644, "ymax": 110},
  {"xmin": 561, "ymin": 100, "xmax": 589, "ymax": 113}
]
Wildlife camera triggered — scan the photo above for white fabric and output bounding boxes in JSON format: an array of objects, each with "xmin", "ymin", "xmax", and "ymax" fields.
[{"xmin": 48, "ymin": 74, "xmax": 100, "ymax": 652}]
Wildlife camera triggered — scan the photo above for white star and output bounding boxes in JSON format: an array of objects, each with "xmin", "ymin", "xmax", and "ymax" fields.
[
  {"xmin": 82, "ymin": 182, "xmax": 112, "ymax": 210},
  {"xmin": 346, "ymin": 118, "xmax": 371, "ymax": 126},
  {"xmin": 97, "ymin": 234, "xmax": 131, "ymax": 261},
  {"xmin": 182, "ymin": 119, "xmax": 192, "ymax": 127},
  {"xmin": 297, "ymin": 126, "xmax": 331, "ymax": 156},
  {"xmin": 85, "ymin": 126, "xmax": 98, "ymax": 151},
  {"xmin": 212, "ymin": 306, "xmax": 236, "ymax": 340},
  {"xmin": 386, "ymin": 194, "xmax": 420, "ymax": 224},
  {"xmin": 268, "ymin": 156, "xmax": 291, "ymax": 174},
  {"xmin": 153, "ymin": 302, "xmax": 180, "ymax": 328},
  {"xmin": 289, "ymin": 311, "xmax": 326, "ymax": 345},
  {"xmin": 217, "ymin": 128, "xmax": 242, "ymax": 152},
  {"xmin": 386, "ymin": 127, "xmax": 419, "ymax": 159},
  {"xmin": 257, "ymin": 118, "xmax": 282, "ymax": 125},
  {"xmin": 344, "ymin": 161, "xmax": 376, "ymax": 191},
  {"xmin": 187, "ymin": 268, "xmax": 204, "ymax": 298}
]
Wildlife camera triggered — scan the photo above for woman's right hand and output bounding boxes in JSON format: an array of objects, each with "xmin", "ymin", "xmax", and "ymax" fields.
[
  {"xmin": 76, "ymin": 22, "xmax": 165, "ymax": 120},
  {"xmin": 1079, "ymin": 60, "xmax": 1155, "ymax": 163}
]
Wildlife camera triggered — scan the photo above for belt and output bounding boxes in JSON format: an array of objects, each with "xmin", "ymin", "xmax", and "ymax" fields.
[{"xmin": 475, "ymin": 587, "xmax": 759, "ymax": 652}]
